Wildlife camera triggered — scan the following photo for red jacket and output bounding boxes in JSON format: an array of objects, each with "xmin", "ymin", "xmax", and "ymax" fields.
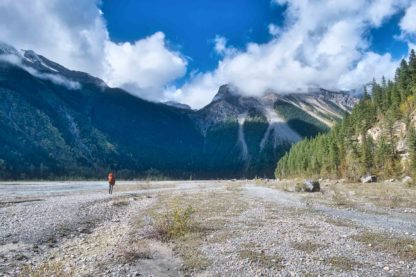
[{"xmin": 108, "ymin": 173, "xmax": 116, "ymax": 185}]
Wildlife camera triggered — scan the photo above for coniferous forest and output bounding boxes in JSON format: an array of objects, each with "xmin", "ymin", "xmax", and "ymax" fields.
[{"xmin": 276, "ymin": 50, "xmax": 416, "ymax": 182}]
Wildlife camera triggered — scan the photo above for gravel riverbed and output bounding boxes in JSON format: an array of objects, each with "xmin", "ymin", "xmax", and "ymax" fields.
[{"xmin": 0, "ymin": 180, "xmax": 415, "ymax": 276}]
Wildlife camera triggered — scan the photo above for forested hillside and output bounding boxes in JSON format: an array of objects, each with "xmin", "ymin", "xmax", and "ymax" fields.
[
  {"xmin": 0, "ymin": 42, "xmax": 355, "ymax": 180},
  {"xmin": 276, "ymin": 50, "xmax": 416, "ymax": 182}
]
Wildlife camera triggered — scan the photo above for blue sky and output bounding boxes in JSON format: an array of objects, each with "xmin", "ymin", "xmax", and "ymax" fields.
[
  {"xmin": 101, "ymin": 0, "xmax": 409, "ymax": 78},
  {"xmin": 369, "ymin": 11, "xmax": 409, "ymax": 59},
  {"xmin": 0, "ymin": 0, "xmax": 415, "ymax": 108},
  {"xmin": 101, "ymin": 0, "xmax": 286, "ymax": 75}
]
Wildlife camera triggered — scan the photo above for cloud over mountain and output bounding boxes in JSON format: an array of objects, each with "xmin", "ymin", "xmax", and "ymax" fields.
[
  {"xmin": 169, "ymin": 0, "xmax": 415, "ymax": 108},
  {"xmin": 0, "ymin": 0, "xmax": 187, "ymax": 101},
  {"xmin": 0, "ymin": 0, "xmax": 414, "ymax": 109}
]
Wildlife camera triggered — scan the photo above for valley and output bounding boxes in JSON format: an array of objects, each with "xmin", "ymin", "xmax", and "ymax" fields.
[
  {"xmin": 0, "ymin": 43, "xmax": 356, "ymax": 180},
  {"xmin": 1, "ymin": 2, "xmax": 416, "ymax": 277}
]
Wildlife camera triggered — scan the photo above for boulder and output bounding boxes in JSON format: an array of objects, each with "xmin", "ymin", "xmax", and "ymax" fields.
[
  {"xmin": 402, "ymin": 176, "xmax": 413, "ymax": 183},
  {"xmin": 303, "ymin": 180, "xmax": 321, "ymax": 192},
  {"xmin": 361, "ymin": 175, "xmax": 377, "ymax": 183}
]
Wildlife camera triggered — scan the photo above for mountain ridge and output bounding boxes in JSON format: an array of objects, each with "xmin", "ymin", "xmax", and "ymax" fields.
[{"xmin": 0, "ymin": 42, "xmax": 357, "ymax": 179}]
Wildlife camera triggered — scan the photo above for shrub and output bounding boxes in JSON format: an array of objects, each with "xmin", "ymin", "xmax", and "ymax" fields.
[{"xmin": 152, "ymin": 205, "xmax": 195, "ymax": 241}]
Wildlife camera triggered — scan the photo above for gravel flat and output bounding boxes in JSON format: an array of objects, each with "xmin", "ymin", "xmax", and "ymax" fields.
[{"xmin": 1, "ymin": 180, "xmax": 415, "ymax": 276}]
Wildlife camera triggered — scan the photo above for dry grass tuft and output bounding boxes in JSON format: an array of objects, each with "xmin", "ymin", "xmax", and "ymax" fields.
[
  {"xmin": 173, "ymin": 232, "xmax": 210, "ymax": 272},
  {"xmin": 119, "ymin": 239, "xmax": 153, "ymax": 262},
  {"xmin": 331, "ymin": 188, "xmax": 354, "ymax": 207},
  {"xmin": 353, "ymin": 232, "xmax": 416, "ymax": 260},
  {"xmin": 292, "ymin": 241, "xmax": 323, "ymax": 253},
  {"xmin": 328, "ymin": 256, "xmax": 361, "ymax": 271},
  {"xmin": 112, "ymin": 199, "xmax": 129, "ymax": 207},
  {"xmin": 239, "ymin": 249, "xmax": 283, "ymax": 269},
  {"xmin": 19, "ymin": 261, "xmax": 74, "ymax": 277}
]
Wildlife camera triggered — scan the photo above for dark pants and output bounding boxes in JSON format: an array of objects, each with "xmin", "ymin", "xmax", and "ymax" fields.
[{"xmin": 109, "ymin": 184, "xmax": 114, "ymax": 194}]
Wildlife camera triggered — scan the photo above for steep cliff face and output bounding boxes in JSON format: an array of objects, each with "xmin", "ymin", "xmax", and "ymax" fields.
[
  {"xmin": 365, "ymin": 113, "xmax": 416, "ymax": 173},
  {"xmin": 0, "ymin": 43, "xmax": 357, "ymax": 179},
  {"xmin": 193, "ymin": 85, "xmax": 356, "ymax": 177}
]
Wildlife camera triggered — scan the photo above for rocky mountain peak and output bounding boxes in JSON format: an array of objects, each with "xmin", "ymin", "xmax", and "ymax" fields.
[
  {"xmin": 212, "ymin": 84, "xmax": 241, "ymax": 103},
  {"xmin": 0, "ymin": 41, "xmax": 19, "ymax": 56},
  {"xmin": 163, "ymin": 101, "xmax": 192, "ymax": 110}
]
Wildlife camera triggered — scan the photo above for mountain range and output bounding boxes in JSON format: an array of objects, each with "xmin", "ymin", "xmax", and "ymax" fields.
[{"xmin": 0, "ymin": 42, "xmax": 357, "ymax": 179}]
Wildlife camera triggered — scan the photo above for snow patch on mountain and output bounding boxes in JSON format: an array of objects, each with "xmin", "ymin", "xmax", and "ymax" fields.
[
  {"xmin": 23, "ymin": 50, "xmax": 59, "ymax": 72},
  {"xmin": 237, "ymin": 113, "xmax": 249, "ymax": 160},
  {"xmin": 0, "ymin": 43, "xmax": 81, "ymax": 90},
  {"xmin": 284, "ymin": 98, "xmax": 335, "ymax": 127},
  {"xmin": 0, "ymin": 42, "xmax": 20, "ymax": 56},
  {"xmin": 260, "ymin": 107, "xmax": 302, "ymax": 150},
  {"xmin": 163, "ymin": 101, "xmax": 191, "ymax": 110}
]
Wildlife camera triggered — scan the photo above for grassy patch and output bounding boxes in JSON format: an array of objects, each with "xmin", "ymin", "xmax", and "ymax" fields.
[
  {"xmin": 292, "ymin": 241, "xmax": 323, "ymax": 253},
  {"xmin": 352, "ymin": 232, "xmax": 416, "ymax": 260},
  {"xmin": 171, "ymin": 192, "xmax": 249, "ymax": 272},
  {"xmin": 151, "ymin": 204, "xmax": 195, "ymax": 242},
  {"xmin": 112, "ymin": 199, "xmax": 129, "ymax": 207},
  {"xmin": 239, "ymin": 249, "xmax": 283, "ymax": 269},
  {"xmin": 19, "ymin": 261, "xmax": 74, "ymax": 277},
  {"xmin": 331, "ymin": 188, "xmax": 354, "ymax": 207},
  {"xmin": 119, "ymin": 239, "xmax": 153, "ymax": 262},
  {"xmin": 173, "ymin": 233, "xmax": 210, "ymax": 272},
  {"xmin": 140, "ymin": 191, "xmax": 250, "ymax": 273},
  {"xmin": 328, "ymin": 256, "xmax": 361, "ymax": 271},
  {"xmin": 329, "ymin": 182, "xmax": 416, "ymax": 209}
]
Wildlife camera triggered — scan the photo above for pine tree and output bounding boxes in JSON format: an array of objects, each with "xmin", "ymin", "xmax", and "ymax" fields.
[
  {"xmin": 409, "ymin": 49, "xmax": 416, "ymax": 76},
  {"xmin": 375, "ymin": 135, "xmax": 392, "ymax": 178},
  {"xmin": 360, "ymin": 132, "xmax": 374, "ymax": 175},
  {"xmin": 409, "ymin": 49, "xmax": 416, "ymax": 96},
  {"xmin": 398, "ymin": 59, "xmax": 410, "ymax": 99},
  {"xmin": 372, "ymin": 78, "xmax": 383, "ymax": 110}
]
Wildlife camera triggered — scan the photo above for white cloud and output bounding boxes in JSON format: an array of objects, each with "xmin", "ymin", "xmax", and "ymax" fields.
[
  {"xmin": 168, "ymin": 0, "xmax": 412, "ymax": 109},
  {"xmin": 268, "ymin": 24, "xmax": 281, "ymax": 37},
  {"xmin": 104, "ymin": 32, "xmax": 187, "ymax": 100},
  {"xmin": 213, "ymin": 36, "xmax": 237, "ymax": 57},
  {"xmin": 338, "ymin": 52, "xmax": 398, "ymax": 89},
  {"xmin": 0, "ymin": 0, "xmax": 414, "ymax": 109},
  {"xmin": 0, "ymin": 54, "xmax": 81, "ymax": 90},
  {"xmin": 0, "ymin": 0, "xmax": 187, "ymax": 100},
  {"xmin": 214, "ymin": 36, "xmax": 227, "ymax": 55},
  {"xmin": 400, "ymin": 3, "xmax": 416, "ymax": 34},
  {"xmin": 0, "ymin": 0, "xmax": 108, "ymax": 76}
]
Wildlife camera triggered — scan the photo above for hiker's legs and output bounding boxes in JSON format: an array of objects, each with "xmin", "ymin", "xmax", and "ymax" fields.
[{"xmin": 109, "ymin": 184, "xmax": 112, "ymax": 194}]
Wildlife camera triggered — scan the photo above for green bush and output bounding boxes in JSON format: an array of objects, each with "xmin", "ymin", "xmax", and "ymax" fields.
[{"xmin": 153, "ymin": 205, "xmax": 195, "ymax": 241}]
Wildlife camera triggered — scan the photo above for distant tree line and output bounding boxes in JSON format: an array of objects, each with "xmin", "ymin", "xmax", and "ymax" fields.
[{"xmin": 276, "ymin": 50, "xmax": 416, "ymax": 181}]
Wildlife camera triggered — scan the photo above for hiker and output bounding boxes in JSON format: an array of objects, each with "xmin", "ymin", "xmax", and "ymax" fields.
[{"xmin": 108, "ymin": 172, "xmax": 116, "ymax": 194}]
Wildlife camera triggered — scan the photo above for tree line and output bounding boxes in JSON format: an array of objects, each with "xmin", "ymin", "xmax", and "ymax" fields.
[{"xmin": 276, "ymin": 50, "xmax": 416, "ymax": 181}]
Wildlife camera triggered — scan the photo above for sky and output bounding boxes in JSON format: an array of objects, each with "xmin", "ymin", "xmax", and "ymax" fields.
[{"xmin": 0, "ymin": 0, "xmax": 415, "ymax": 109}]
